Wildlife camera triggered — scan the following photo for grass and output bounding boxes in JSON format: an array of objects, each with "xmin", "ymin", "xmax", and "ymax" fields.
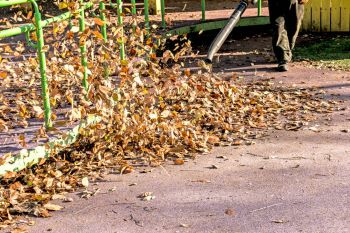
[{"xmin": 294, "ymin": 36, "xmax": 350, "ymax": 70}]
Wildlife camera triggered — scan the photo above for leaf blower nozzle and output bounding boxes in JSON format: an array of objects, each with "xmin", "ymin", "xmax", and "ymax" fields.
[{"xmin": 206, "ymin": 0, "xmax": 256, "ymax": 64}]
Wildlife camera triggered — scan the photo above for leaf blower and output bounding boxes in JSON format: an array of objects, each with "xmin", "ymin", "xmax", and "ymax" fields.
[{"xmin": 206, "ymin": 0, "xmax": 258, "ymax": 63}]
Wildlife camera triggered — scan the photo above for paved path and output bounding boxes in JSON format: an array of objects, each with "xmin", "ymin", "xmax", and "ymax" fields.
[
  {"xmin": 2, "ymin": 30, "xmax": 349, "ymax": 232},
  {"xmin": 23, "ymin": 61, "xmax": 350, "ymax": 233}
]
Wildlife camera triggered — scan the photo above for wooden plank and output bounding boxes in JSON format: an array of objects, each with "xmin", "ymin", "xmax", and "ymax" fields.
[
  {"xmin": 321, "ymin": 0, "xmax": 331, "ymax": 32},
  {"xmin": 341, "ymin": 0, "xmax": 350, "ymax": 31},
  {"xmin": 301, "ymin": 0, "xmax": 349, "ymax": 32},
  {"xmin": 311, "ymin": 0, "xmax": 322, "ymax": 31},
  {"xmin": 303, "ymin": 0, "xmax": 313, "ymax": 31},
  {"xmin": 149, "ymin": 0, "xmax": 161, "ymax": 15},
  {"xmin": 331, "ymin": 0, "xmax": 342, "ymax": 31}
]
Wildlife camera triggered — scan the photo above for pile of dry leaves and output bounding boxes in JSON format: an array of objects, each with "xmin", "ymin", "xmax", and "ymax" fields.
[{"xmin": 0, "ymin": 1, "xmax": 339, "ymax": 230}]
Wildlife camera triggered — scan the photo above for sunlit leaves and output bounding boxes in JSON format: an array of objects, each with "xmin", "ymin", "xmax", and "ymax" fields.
[{"xmin": 0, "ymin": 1, "xmax": 339, "ymax": 229}]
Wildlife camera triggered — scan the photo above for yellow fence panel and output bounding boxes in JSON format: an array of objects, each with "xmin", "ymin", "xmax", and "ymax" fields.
[
  {"xmin": 341, "ymin": 0, "xmax": 350, "ymax": 31},
  {"xmin": 331, "ymin": 0, "xmax": 341, "ymax": 31},
  {"xmin": 303, "ymin": 0, "xmax": 350, "ymax": 32},
  {"xmin": 303, "ymin": 1, "xmax": 313, "ymax": 30},
  {"xmin": 312, "ymin": 0, "xmax": 322, "ymax": 31},
  {"xmin": 321, "ymin": 0, "xmax": 331, "ymax": 31}
]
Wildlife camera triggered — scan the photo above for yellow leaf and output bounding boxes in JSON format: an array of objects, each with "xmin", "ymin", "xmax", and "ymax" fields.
[{"xmin": 58, "ymin": 2, "xmax": 68, "ymax": 9}]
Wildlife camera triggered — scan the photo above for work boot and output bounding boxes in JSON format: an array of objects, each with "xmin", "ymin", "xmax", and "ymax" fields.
[{"xmin": 276, "ymin": 62, "xmax": 288, "ymax": 72}]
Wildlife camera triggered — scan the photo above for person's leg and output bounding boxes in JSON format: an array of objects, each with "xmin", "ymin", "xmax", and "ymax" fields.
[
  {"xmin": 285, "ymin": 1, "xmax": 304, "ymax": 52},
  {"xmin": 268, "ymin": 0, "xmax": 292, "ymax": 67}
]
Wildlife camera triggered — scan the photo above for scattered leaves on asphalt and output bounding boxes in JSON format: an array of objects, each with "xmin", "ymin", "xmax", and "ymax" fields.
[{"xmin": 0, "ymin": 1, "xmax": 341, "ymax": 229}]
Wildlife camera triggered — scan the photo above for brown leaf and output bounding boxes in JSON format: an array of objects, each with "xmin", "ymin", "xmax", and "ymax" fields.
[
  {"xmin": 225, "ymin": 208, "xmax": 236, "ymax": 217},
  {"xmin": 174, "ymin": 159, "xmax": 184, "ymax": 165},
  {"xmin": 207, "ymin": 135, "xmax": 220, "ymax": 145},
  {"xmin": 93, "ymin": 18, "xmax": 105, "ymax": 26}
]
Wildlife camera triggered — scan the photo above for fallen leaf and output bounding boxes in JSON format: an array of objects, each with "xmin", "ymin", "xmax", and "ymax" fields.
[
  {"xmin": 272, "ymin": 219, "xmax": 288, "ymax": 224},
  {"xmin": 138, "ymin": 192, "xmax": 155, "ymax": 201},
  {"xmin": 52, "ymin": 194, "xmax": 66, "ymax": 200},
  {"xmin": 43, "ymin": 203, "xmax": 64, "ymax": 211},
  {"xmin": 81, "ymin": 177, "xmax": 89, "ymax": 188},
  {"xmin": 191, "ymin": 179, "xmax": 211, "ymax": 183},
  {"xmin": 174, "ymin": 159, "xmax": 184, "ymax": 165},
  {"xmin": 225, "ymin": 208, "xmax": 236, "ymax": 217},
  {"xmin": 179, "ymin": 223, "xmax": 191, "ymax": 228}
]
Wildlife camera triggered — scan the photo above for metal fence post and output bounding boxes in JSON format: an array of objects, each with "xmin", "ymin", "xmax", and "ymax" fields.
[
  {"xmin": 161, "ymin": 0, "xmax": 166, "ymax": 29},
  {"xmin": 144, "ymin": 0, "xmax": 150, "ymax": 33},
  {"xmin": 99, "ymin": 2, "xmax": 108, "ymax": 43},
  {"xmin": 117, "ymin": 0, "xmax": 126, "ymax": 60},
  {"xmin": 131, "ymin": 0, "xmax": 137, "ymax": 15},
  {"xmin": 31, "ymin": 0, "xmax": 52, "ymax": 128},
  {"xmin": 201, "ymin": 0, "xmax": 206, "ymax": 21}
]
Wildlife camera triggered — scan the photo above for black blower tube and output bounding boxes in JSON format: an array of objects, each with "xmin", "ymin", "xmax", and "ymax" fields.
[{"xmin": 206, "ymin": 0, "xmax": 251, "ymax": 63}]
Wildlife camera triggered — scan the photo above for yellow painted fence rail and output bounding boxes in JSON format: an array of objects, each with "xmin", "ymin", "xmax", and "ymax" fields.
[{"xmin": 303, "ymin": 0, "xmax": 350, "ymax": 32}]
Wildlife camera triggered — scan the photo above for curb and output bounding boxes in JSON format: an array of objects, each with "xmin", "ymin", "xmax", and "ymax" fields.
[{"xmin": 0, "ymin": 115, "xmax": 101, "ymax": 176}]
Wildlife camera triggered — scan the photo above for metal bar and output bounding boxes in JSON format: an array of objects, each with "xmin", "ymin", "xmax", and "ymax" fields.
[
  {"xmin": 0, "ymin": 24, "xmax": 35, "ymax": 38},
  {"xmin": 144, "ymin": 0, "xmax": 150, "ymax": 32},
  {"xmin": 25, "ymin": 30, "xmax": 38, "ymax": 48},
  {"xmin": 164, "ymin": 16, "xmax": 270, "ymax": 38},
  {"xmin": 42, "ymin": 2, "xmax": 93, "ymax": 26},
  {"xmin": 117, "ymin": 0, "xmax": 125, "ymax": 60},
  {"xmin": 161, "ymin": 0, "xmax": 166, "ymax": 28},
  {"xmin": 0, "ymin": 0, "xmax": 29, "ymax": 8},
  {"xmin": 99, "ymin": 2, "xmax": 108, "ymax": 43},
  {"xmin": 79, "ymin": 0, "xmax": 88, "ymax": 91},
  {"xmin": 131, "ymin": 0, "xmax": 137, "ymax": 15},
  {"xmin": 31, "ymin": 0, "xmax": 52, "ymax": 128},
  {"xmin": 130, "ymin": 0, "xmax": 137, "ymax": 31},
  {"xmin": 201, "ymin": 0, "xmax": 206, "ymax": 21},
  {"xmin": 0, "ymin": 2, "xmax": 94, "ymax": 39},
  {"xmin": 100, "ymin": 1, "xmax": 109, "ymax": 78},
  {"xmin": 258, "ymin": 0, "xmax": 262, "ymax": 16}
]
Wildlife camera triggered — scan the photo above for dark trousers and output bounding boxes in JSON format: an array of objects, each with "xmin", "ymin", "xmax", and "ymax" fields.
[{"xmin": 268, "ymin": 0, "xmax": 304, "ymax": 63}]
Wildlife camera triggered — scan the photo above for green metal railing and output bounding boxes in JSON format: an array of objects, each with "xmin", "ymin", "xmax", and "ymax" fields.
[
  {"xmin": 0, "ymin": 0, "xmax": 266, "ymax": 129},
  {"xmin": 0, "ymin": 0, "xmax": 94, "ymax": 128},
  {"xmin": 1, "ymin": 0, "xmax": 53, "ymax": 128},
  {"xmin": 0, "ymin": 0, "xmax": 268, "ymax": 175},
  {"xmin": 162, "ymin": 0, "xmax": 268, "ymax": 37}
]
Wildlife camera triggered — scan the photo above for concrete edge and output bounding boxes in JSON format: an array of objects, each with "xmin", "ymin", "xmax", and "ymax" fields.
[{"xmin": 0, "ymin": 114, "xmax": 101, "ymax": 177}]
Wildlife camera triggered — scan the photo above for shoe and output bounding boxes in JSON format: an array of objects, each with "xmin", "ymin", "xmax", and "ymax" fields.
[{"xmin": 276, "ymin": 62, "xmax": 288, "ymax": 72}]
